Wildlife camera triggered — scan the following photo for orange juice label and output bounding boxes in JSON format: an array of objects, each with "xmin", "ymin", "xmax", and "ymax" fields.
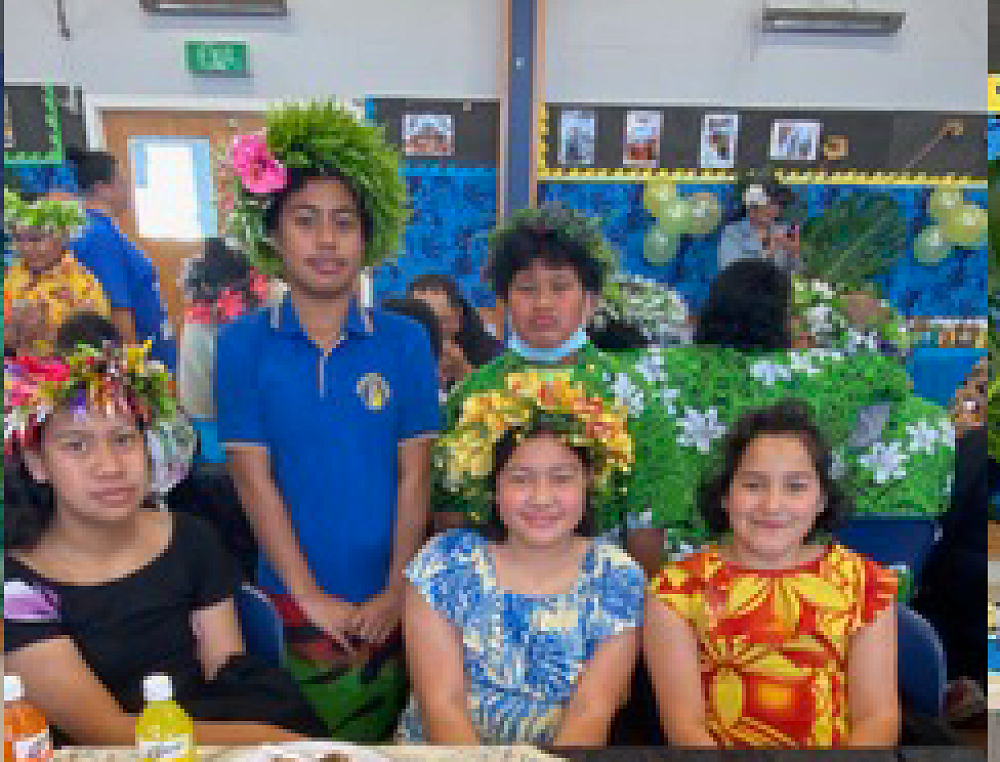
[{"xmin": 12, "ymin": 730, "xmax": 52, "ymax": 762}]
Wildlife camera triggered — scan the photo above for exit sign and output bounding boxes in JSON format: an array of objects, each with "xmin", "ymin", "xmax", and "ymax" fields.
[{"xmin": 185, "ymin": 41, "xmax": 248, "ymax": 76}]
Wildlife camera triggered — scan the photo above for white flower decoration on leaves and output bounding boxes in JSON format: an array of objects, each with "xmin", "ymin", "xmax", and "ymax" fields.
[
  {"xmin": 811, "ymin": 280, "xmax": 836, "ymax": 300},
  {"xmin": 743, "ymin": 184, "xmax": 769, "ymax": 207},
  {"xmin": 634, "ymin": 351, "xmax": 666, "ymax": 387},
  {"xmin": 858, "ymin": 441, "xmax": 908, "ymax": 484},
  {"xmin": 750, "ymin": 360, "xmax": 792, "ymax": 387},
  {"xmin": 655, "ymin": 385, "xmax": 680, "ymax": 415},
  {"xmin": 906, "ymin": 420, "xmax": 940, "ymax": 455},
  {"xmin": 606, "ymin": 372, "xmax": 645, "ymax": 418},
  {"xmin": 938, "ymin": 419, "xmax": 956, "ymax": 449},
  {"xmin": 846, "ymin": 329, "xmax": 879, "ymax": 354},
  {"xmin": 831, "ymin": 448, "xmax": 847, "ymax": 480},
  {"xmin": 677, "ymin": 407, "xmax": 727, "ymax": 454},
  {"xmin": 806, "ymin": 304, "xmax": 834, "ymax": 334},
  {"xmin": 788, "ymin": 351, "xmax": 822, "ymax": 376}
]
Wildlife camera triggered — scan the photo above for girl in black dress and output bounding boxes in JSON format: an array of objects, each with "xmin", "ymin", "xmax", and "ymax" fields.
[{"xmin": 3, "ymin": 322, "xmax": 325, "ymax": 746}]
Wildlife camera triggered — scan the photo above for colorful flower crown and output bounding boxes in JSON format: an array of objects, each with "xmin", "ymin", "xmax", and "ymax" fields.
[
  {"xmin": 437, "ymin": 370, "xmax": 634, "ymax": 506},
  {"xmin": 219, "ymin": 100, "xmax": 409, "ymax": 278},
  {"xmin": 486, "ymin": 207, "xmax": 619, "ymax": 292},
  {"xmin": 4, "ymin": 188, "xmax": 86, "ymax": 237},
  {"xmin": 4, "ymin": 342, "xmax": 194, "ymax": 494}
]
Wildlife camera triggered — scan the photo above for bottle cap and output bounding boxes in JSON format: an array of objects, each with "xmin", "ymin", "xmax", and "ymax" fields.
[
  {"xmin": 142, "ymin": 674, "xmax": 173, "ymax": 703},
  {"xmin": 4, "ymin": 675, "xmax": 24, "ymax": 702}
]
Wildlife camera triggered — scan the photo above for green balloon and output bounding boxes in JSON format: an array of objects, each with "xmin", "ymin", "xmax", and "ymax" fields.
[
  {"xmin": 927, "ymin": 187, "xmax": 963, "ymax": 222},
  {"xmin": 660, "ymin": 197, "xmax": 693, "ymax": 235},
  {"xmin": 688, "ymin": 192, "xmax": 722, "ymax": 236},
  {"xmin": 643, "ymin": 225, "xmax": 680, "ymax": 265},
  {"xmin": 913, "ymin": 225, "xmax": 952, "ymax": 265},
  {"xmin": 643, "ymin": 179, "xmax": 677, "ymax": 218},
  {"xmin": 941, "ymin": 204, "xmax": 987, "ymax": 247}
]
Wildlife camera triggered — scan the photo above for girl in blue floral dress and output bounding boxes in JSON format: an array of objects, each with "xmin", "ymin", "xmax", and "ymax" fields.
[{"xmin": 399, "ymin": 371, "xmax": 646, "ymax": 745}]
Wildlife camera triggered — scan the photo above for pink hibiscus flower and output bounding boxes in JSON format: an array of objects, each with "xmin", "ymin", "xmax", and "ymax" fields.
[{"xmin": 230, "ymin": 134, "xmax": 288, "ymax": 195}]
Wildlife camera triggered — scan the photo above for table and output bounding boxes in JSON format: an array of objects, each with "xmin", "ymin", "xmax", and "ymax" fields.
[
  {"xmin": 55, "ymin": 748, "xmax": 559, "ymax": 762},
  {"xmin": 56, "ymin": 746, "xmax": 987, "ymax": 762}
]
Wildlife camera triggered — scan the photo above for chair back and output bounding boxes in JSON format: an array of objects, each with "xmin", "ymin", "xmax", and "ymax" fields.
[
  {"xmin": 897, "ymin": 603, "xmax": 947, "ymax": 717},
  {"xmin": 235, "ymin": 583, "xmax": 284, "ymax": 666}
]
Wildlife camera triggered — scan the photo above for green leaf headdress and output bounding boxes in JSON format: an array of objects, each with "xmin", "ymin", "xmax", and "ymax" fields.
[
  {"xmin": 4, "ymin": 188, "xmax": 86, "ymax": 237},
  {"xmin": 485, "ymin": 206, "xmax": 620, "ymax": 293},
  {"xmin": 221, "ymin": 100, "xmax": 409, "ymax": 278}
]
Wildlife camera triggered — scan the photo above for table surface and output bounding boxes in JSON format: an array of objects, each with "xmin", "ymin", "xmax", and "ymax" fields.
[{"xmin": 54, "ymin": 746, "xmax": 987, "ymax": 762}]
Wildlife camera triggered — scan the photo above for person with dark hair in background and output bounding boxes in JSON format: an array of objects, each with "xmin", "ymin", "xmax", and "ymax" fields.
[
  {"xmin": 380, "ymin": 296, "xmax": 443, "ymax": 362},
  {"xmin": 694, "ymin": 258, "xmax": 793, "ymax": 351},
  {"xmin": 65, "ymin": 146, "xmax": 177, "ymax": 370},
  {"xmin": 214, "ymin": 102, "xmax": 439, "ymax": 741},
  {"xmin": 407, "ymin": 272, "xmax": 503, "ymax": 389},
  {"xmin": 718, "ymin": 179, "xmax": 801, "ymax": 273},
  {"xmin": 913, "ymin": 424, "xmax": 988, "ymax": 726}
]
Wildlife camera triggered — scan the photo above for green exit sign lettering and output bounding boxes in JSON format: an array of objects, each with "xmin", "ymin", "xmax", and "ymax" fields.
[{"xmin": 185, "ymin": 41, "xmax": 248, "ymax": 76}]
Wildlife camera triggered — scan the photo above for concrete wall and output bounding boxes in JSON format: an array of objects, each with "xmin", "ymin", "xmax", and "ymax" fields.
[
  {"xmin": 545, "ymin": 0, "xmax": 985, "ymax": 111},
  {"xmin": 4, "ymin": 0, "xmax": 500, "ymax": 98}
]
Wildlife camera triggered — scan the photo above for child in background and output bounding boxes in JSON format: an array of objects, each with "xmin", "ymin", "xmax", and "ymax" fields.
[
  {"xmin": 4, "ymin": 189, "xmax": 111, "ymax": 355},
  {"xmin": 645, "ymin": 399, "xmax": 900, "ymax": 748}
]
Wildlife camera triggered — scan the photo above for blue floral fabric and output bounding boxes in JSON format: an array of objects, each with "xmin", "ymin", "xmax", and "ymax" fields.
[{"xmin": 397, "ymin": 528, "xmax": 645, "ymax": 744}]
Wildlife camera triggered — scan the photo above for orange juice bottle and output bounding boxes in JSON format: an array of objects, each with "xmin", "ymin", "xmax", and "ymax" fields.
[
  {"xmin": 134, "ymin": 674, "xmax": 196, "ymax": 762},
  {"xmin": 4, "ymin": 675, "xmax": 53, "ymax": 762}
]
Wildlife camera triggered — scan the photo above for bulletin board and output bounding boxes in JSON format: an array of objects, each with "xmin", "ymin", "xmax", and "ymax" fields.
[
  {"xmin": 368, "ymin": 98, "xmax": 500, "ymax": 168},
  {"xmin": 541, "ymin": 104, "xmax": 986, "ymax": 184},
  {"xmin": 4, "ymin": 85, "xmax": 86, "ymax": 166}
]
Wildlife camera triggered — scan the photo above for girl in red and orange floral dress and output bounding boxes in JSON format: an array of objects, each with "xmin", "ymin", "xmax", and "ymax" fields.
[{"xmin": 645, "ymin": 399, "xmax": 900, "ymax": 749}]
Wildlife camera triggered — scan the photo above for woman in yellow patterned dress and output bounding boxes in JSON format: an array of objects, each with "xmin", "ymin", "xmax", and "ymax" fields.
[
  {"xmin": 4, "ymin": 190, "xmax": 110, "ymax": 355},
  {"xmin": 645, "ymin": 400, "xmax": 900, "ymax": 748}
]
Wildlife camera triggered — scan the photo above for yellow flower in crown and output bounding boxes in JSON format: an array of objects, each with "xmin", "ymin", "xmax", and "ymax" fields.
[{"xmin": 438, "ymin": 370, "xmax": 633, "ymax": 503}]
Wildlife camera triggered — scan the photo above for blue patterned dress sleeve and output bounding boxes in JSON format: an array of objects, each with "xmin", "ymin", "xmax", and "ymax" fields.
[
  {"xmin": 404, "ymin": 529, "xmax": 484, "ymax": 628},
  {"xmin": 585, "ymin": 541, "xmax": 646, "ymax": 650}
]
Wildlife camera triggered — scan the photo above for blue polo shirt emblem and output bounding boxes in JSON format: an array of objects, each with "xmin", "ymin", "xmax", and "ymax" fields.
[{"xmin": 357, "ymin": 372, "xmax": 391, "ymax": 411}]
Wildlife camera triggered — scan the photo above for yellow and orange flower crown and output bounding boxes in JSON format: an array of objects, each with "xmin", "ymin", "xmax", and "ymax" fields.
[{"xmin": 438, "ymin": 370, "xmax": 634, "ymax": 503}]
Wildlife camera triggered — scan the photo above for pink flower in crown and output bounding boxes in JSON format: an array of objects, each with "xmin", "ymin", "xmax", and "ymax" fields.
[
  {"xmin": 216, "ymin": 288, "xmax": 247, "ymax": 323},
  {"xmin": 249, "ymin": 272, "xmax": 271, "ymax": 301},
  {"xmin": 230, "ymin": 134, "xmax": 288, "ymax": 195}
]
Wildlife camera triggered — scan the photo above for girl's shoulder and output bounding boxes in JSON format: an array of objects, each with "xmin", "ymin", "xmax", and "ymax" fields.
[
  {"xmin": 409, "ymin": 528, "xmax": 488, "ymax": 578},
  {"xmin": 649, "ymin": 546, "xmax": 725, "ymax": 594}
]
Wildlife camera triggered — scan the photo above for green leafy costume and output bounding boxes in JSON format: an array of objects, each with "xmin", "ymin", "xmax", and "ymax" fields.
[{"xmin": 436, "ymin": 344, "xmax": 955, "ymax": 546}]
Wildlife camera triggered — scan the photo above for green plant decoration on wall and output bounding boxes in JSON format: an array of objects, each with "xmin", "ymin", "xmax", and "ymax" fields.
[{"xmin": 799, "ymin": 192, "xmax": 907, "ymax": 292}]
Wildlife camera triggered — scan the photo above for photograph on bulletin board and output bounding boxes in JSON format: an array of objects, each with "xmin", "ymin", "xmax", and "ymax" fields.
[
  {"xmin": 699, "ymin": 113, "xmax": 739, "ymax": 169},
  {"xmin": 769, "ymin": 119, "xmax": 822, "ymax": 161},
  {"xmin": 403, "ymin": 114, "xmax": 455, "ymax": 157},
  {"xmin": 558, "ymin": 109, "xmax": 596, "ymax": 167},
  {"xmin": 623, "ymin": 110, "xmax": 662, "ymax": 168},
  {"xmin": 4, "ymin": 95, "xmax": 14, "ymax": 149}
]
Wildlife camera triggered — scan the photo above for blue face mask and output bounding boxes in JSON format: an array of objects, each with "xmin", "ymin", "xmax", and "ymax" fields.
[{"xmin": 507, "ymin": 320, "xmax": 589, "ymax": 365}]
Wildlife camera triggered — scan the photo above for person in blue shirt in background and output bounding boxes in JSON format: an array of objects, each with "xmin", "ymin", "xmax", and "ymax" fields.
[{"xmin": 66, "ymin": 146, "xmax": 177, "ymax": 370}]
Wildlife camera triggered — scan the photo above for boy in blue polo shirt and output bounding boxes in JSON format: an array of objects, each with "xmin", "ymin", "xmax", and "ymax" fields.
[
  {"xmin": 66, "ymin": 147, "xmax": 177, "ymax": 370},
  {"xmin": 214, "ymin": 102, "xmax": 438, "ymax": 742}
]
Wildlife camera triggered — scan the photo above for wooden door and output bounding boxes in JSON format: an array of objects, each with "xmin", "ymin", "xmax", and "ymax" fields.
[{"xmin": 100, "ymin": 110, "xmax": 266, "ymax": 337}]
